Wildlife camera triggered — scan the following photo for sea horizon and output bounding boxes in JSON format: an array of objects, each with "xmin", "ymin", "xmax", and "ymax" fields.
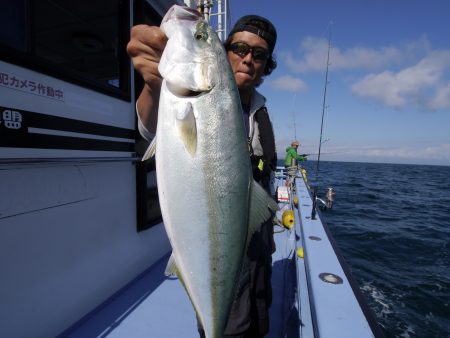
[{"xmin": 287, "ymin": 158, "xmax": 450, "ymax": 168}]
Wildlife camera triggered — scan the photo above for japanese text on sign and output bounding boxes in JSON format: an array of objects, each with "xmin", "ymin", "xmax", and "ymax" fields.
[{"xmin": 0, "ymin": 71, "xmax": 64, "ymax": 101}]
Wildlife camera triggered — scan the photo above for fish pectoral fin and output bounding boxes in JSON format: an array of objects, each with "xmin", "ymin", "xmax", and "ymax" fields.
[
  {"xmin": 247, "ymin": 180, "xmax": 279, "ymax": 239},
  {"xmin": 176, "ymin": 102, "xmax": 197, "ymax": 156},
  {"xmin": 142, "ymin": 136, "xmax": 157, "ymax": 161},
  {"xmin": 164, "ymin": 254, "xmax": 179, "ymax": 277}
]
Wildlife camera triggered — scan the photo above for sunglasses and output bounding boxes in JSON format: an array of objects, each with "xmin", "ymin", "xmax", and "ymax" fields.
[{"xmin": 227, "ymin": 42, "xmax": 269, "ymax": 62}]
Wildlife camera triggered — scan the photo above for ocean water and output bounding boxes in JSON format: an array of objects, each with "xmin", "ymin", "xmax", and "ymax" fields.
[{"xmin": 299, "ymin": 161, "xmax": 450, "ymax": 338}]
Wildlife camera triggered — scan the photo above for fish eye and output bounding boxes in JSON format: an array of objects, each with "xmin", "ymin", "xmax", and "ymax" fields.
[
  {"xmin": 195, "ymin": 22, "xmax": 209, "ymax": 41},
  {"xmin": 195, "ymin": 31, "xmax": 208, "ymax": 41}
]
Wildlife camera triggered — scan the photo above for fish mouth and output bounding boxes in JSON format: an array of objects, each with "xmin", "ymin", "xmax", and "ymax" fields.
[{"xmin": 166, "ymin": 81, "xmax": 212, "ymax": 98}]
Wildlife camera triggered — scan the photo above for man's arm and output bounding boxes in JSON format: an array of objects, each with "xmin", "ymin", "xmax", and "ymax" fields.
[
  {"xmin": 294, "ymin": 152, "xmax": 306, "ymax": 161},
  {"xmin": 126, "ymin": 25, "xmax": 167, "ymax": 134}
]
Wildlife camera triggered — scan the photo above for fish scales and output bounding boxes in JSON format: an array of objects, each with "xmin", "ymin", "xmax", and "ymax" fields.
[{"xmin": 144, "ymin": 5, "xmax": 278, "ymax": 338}]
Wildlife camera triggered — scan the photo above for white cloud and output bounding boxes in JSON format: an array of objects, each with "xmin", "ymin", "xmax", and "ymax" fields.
[
  {"xmin": 308, "ymin": 144, "xmax": 450, "ymax": 165},
  {"xmin": 282, "ymin": 36, "xmax": 430, "ymax": 72},
  {"xmin": 351, "ymin": 51, "xmax": 450, "ymax": 109},
  {"xmin": 361, "ymin": 145, "xmax": 450, "ymax": 160},
  {"xmin": 429, "ymin": 83, "xmax": 450, "ymax": 109},
  {"xmin": 273, "ymin": 140, "xmax": 450, "ymax": 165},
  {"xmin": 334, "ymin": 144, "xmax": 450, "ymax": 160},
  {"xmin": 269, "ymin": 75, "xmax": 308, "ymax": 92},
  {"xmin": 281, "ymin": 35, "xmax": 450, "ymax": 110}
]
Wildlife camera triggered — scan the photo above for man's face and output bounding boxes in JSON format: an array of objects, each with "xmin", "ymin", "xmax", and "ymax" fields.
[{"xmin": 226, "ymin": 31, "xmax": 269, "ymax": 91}]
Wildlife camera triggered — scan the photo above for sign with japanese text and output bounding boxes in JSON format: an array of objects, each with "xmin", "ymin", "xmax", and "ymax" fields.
[{"xmin": 0, "ymin": 71, "xmax": 64, "ymax": 101}]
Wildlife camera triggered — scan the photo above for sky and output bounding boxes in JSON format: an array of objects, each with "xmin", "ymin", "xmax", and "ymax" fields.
[{"xmin": 214, "ymin": 0, "xmax": 450, "ymax": 166}]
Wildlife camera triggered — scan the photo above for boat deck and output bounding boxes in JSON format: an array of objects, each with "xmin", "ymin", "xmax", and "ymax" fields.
[{"xmin": 59, "ymin": 225, "xmax": 300, "ymax": 338}]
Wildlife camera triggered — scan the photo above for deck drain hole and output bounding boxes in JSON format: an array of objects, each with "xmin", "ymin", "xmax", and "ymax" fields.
[
  {"xmin": 309, "ymin": 236, "xmax": 322, "ymax": 241},
  {"xmin": 319, "ymin": 273, "xmax": 343, "ymax": 284}
]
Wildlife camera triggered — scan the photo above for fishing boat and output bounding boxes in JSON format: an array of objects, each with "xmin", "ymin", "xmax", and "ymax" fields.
[{"xmin": 0, "ymin": 0, "xmax": 383, "ymax": 337}]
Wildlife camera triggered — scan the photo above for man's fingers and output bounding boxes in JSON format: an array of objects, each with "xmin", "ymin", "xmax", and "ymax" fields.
[{"xmin": 126, "ymin": 25, "xmax": 167, "ymax": 87}]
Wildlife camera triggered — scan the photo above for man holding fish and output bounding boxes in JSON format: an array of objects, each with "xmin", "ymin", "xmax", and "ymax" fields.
[{"xmin": 127, "ymin": 5, "xmax": 278, "ymax": 337}]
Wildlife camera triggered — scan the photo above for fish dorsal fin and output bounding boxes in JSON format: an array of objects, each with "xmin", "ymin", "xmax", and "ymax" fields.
[
  {"xmin": 176, "ymin": 102, "xmax": 197, "ymax": 156},
  {"xmin": 164, "ymin": 253, "xmax": 178, "ymax": 277},
  {"xmin": 142, "ymin": 136, "xmax": 157, "ymax": 161},
  {"xmin": 247, "ymin": 180, "xmax": 279, "ymax": 244}
]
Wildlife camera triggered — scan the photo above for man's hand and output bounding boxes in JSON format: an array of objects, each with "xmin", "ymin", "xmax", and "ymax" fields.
[
  {"xmin": 127, "ymin": 25, "xmax": 168, "ymax": 134},
  {"xmin": 127, "ymin": 25, "xmax": 167, "ymax": 90}
]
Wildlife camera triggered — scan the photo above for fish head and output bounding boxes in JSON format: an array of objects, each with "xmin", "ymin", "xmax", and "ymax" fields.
[{"xmin": 159, "ymin": 5, "xmax": 224, "ymax": 95}]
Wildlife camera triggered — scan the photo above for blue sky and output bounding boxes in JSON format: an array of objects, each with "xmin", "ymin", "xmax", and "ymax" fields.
[{"xmin": 217, "ymin": 0, "xmax": 450, "ymax": 165}]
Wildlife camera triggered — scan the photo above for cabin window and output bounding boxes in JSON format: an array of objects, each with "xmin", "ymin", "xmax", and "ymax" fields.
[
  {"xmin": 133, "ymin": 0, "xmax": 166, "ymax": 232},
  {"xmin": 0, "ymin": 0, "xmax": 130, "ymax": 99},
  {"xmin": 0, "ymin": 0, "xmax": 28, "ymax": 51}
]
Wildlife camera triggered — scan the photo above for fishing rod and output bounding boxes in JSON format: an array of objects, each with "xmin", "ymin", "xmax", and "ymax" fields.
[
  {"xmin": 291, "ymin": 93, "xmax": 298, "ymax": 140},
  {"xmin": 311, "ymin": 24, "xmax": 333, "ymax": 219},
  {"xmin": 315, "ymin": 27, "xmax": 332, "ymax": 179},
  {"xmin": 300, "ymin": 151, "xmax": 340, "ymax": 157}
]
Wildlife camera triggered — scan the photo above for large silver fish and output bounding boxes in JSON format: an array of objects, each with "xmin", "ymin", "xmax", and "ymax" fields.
[{"xmin": 143, "ymin": 5, "xmax": 278, "ymax": 338}]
